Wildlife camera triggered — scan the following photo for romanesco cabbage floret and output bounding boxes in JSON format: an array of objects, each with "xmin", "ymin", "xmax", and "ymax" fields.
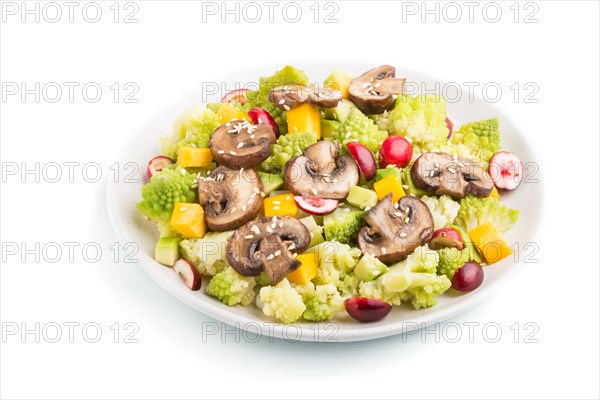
[
  {"xmin": 323, "ymin": 207, "xmax": 365, "ymax": 245},
  {"xmin": 136, "ymin": 166, "xmax": 197, "ymax": 229},
  {"xmin": 454, "ymin": 195, "xmax": 519, "ymax": 234},
  {"xmin": 436, "ymin": 247, "xmax": 472, "ymax": 279},
  {"xmin": 294, "ymin": 282, "xmax": 344, "ymax": 321},
  {"xmin": 376, "ymin": 95, "xmax": 449, "ymax": 153},
  {"xmin": 257, "ymin": 279, "xmax": 306, "ymax": 324},
  {"xmin": 333, "ymin": 108, "xmax": 388, "ymax": 154},
  {"xmin": 179, "ymin": 231, "xmax": 233, "ymax": 276},
  {"xmin": 420, "ymin": 195, "xmax": 461, "ymax": 230},
  {"xmin": 361, "ymin": 245, "xmax": 451, "ymax": 309},
  {"xmin": 246, "ymin": 65, "xmax": 310, "ymax": 106},
  {"xmin": 312, "ymin": 241, "xmax": 361, "ymax": 296},
  {"xmin": 260, "ymin": 133, "xmax": 317, "ymax": 173},
  {"xmin": 447, "ymin": 118, "xmax": 501, "ymax": 164},
  {"xmin": 206, "ymin": 266, "xmax": 256, "ymax": 306},
  {"xmin": 160, "ymin": 106, "xmax": 220, "ymax": 160}
]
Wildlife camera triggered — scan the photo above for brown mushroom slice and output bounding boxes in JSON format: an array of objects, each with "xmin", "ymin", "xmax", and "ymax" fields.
[
  {"xmin": 197, "ymin": 166, "xmax": 263, "ymax": 231},
  {"xmin": 348, "ymin": 65, "xmax": 407, "ymax": 114},
  {"xmin": 284, "ymin": 141, "xmax": 359, "ymax": 199},
  {"xmin": 358, "ymin": 194, "xmax": 434, "ymax": 263},
  {"xmin": 269, "ymin": 85, "xmax": 342, "ymax": 111},
  {"xmin": 209, "ymin": 120, "xmax": 276, "ymax": 169},
  {"xmin": 226, "ymin": 216, "xmax": 311, "ymax": 284},
  {"xmin": 410, "ymin": 152, "xmax": 494, "ymax": 198}
]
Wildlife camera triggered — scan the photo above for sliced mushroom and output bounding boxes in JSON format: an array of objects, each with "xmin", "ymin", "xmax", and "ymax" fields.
[
  {"xmin": 209, "ymin": 120, "xmax": 276, "ymax": 169},
  {"xmin": 410, "ymin": 152, "xmax": 494, "ymax": 198},
  {"xmin": 348, "ymin": 65, "xmax": 406, "ymax": 114},
  {"xmin": 226, "ymin": 216, "xmax": 311, "ymax": 284},
  {"xmin": 197, "ymin": 166, "xmax": 263, "ymax": 231},
  {"xmin": 269, "ymin": 85, "xmax": 342, "ymax": 111},
  {"xmin": 357, "ymin": 194, "xmax": 434, "ymax": 263},
  {"xmin": 284, "ymin": 141, "xmax": 360, "ymax": 199}
]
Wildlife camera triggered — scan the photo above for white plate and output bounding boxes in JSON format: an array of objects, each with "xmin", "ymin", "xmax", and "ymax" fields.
[{"xmin": 107, "ymin": 64, "xmax": 542, "ymax": 342}]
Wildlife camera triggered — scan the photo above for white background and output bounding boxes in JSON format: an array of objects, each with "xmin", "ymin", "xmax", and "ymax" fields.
[{"xmin": 1, "ymin": 1, "xmax": 599, "ymax": 399}]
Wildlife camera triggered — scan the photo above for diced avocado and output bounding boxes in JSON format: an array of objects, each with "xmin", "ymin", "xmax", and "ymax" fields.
[
  {"xmin": 323, "ymin": 99, "xmax": 357, "ymax": 123},
  {"xmin": 401, "ymin": 167, "xmax": 428, "ymax": 197},
  {"xmin": 155, "ymin": 237, "xmax": 182, "ymax": 266},
  {"xmin": 347, "ymin": 186, "xmax": 378, "ymax": 209},
  {"xmin": 324, "ymin": 69, "xmax": 354, "ymax": 99},
  {"xmin": 451, "ymin": 224, "xmax": 482, "ymax": 263},
  {"xmin": 375, "ymin": 167, "xmax": 403, "ymax": 182},
  {"xmin": 300, "ymin": 216, "xmax": 325, "ymax": 247},
  {"xmin": 354, "ymin": 253, "xmax": 388, "ymax": 282},
  {"xmin": 270, "ymin": 190, "xmax": 292, "ymax": 197},
  {"xmin": 258, "ymin": 172, "xmax": 283, "ymax": 195},
  {"xmin": 321, "ymin": 119, "xmax": 341, "ymax": 138}
]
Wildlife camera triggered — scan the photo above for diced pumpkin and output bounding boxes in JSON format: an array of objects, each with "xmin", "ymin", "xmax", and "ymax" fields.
[
  {"xmin": 468, "ymin": 222, "xmax": 512, "ymax": 264},
  {"xmin": 263, "ymin": 193, "xmax": 297, "ymax": 217},
  {"xmin": 177, "ymin": 147, "xmax": 213, "ymax": 168},
  {"xmin": 170, "ymin": 202, "xmax": 206, "ymax": 238},
  {"xmin": 487, "ymin": 186, "xmax": 501, "ymax": 200},
  {"xmin": 373, "ymin": 175, "xmax": 406, "ymax": 203},
  {"xmin": 287, "ymin": 103, "xmax": 321, "ymax": 139},
  {"xmin": 287, "ymin": 252, "xmax": 319, "ymax": 285},
  {"xmin": 216, "ymin": 103, "xmax": 250, "ymax": 124}
]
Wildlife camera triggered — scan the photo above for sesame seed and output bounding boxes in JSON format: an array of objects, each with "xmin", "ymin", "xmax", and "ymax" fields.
[
  {"xmin": 292, "ymin": 253, "xmax": 298, "ymax": 258},
  {"xmin": 400, "ymin": 232, "xmax": 407, "ymax": 238},
  {"xmin": 403, "ymin": 185, "xmax": 409, "ymax": 189},
  {"xmin": 346, "ymin": 132, "xmax": 352, "ymax": 139},
  {"xmin": 364, "ymin": 206, "xmax": 371, "ymax": 211},
  {"xmin": 230, "ymin": 151, "xmax": 237, "ymax": 155},
  {"xmin": 251, "ymin": 225, "xmax": 260, "ymax": 234},
  {"xmin": 288, "ymin": 243, "xmax": 296, "ymax": 250},
  {"xmin": 312, "ymin": 188, "xmax": 318, "ymax": 195},
  {"xmin": 242, "ymin": 205, "xmax": 246, "ymax": 212},
  {"xmin": 237, "ymin": 142, "xmax": 244, "ymax": 148},
  {"xmin": 274, "ymin": 250, "xmax": 281, "ymax": 257},
  {"xmin": 230, "ymin": 207, "xmax": 237, "ymax": 214},
  {"xmin": 382, "ymin": 247, "xmax": 387, "ymax": 254},
  {"xmin": 279, "ymin": 222, "xmax": 283, "ymax": 228},
  {"xmin": 250, "ymin": 134, "xmax": 255, "ymax": 139},
  {"xmin": 448, "ymin": 167, "xmax": 457, "ymax": 174},
  {"xmin": 266, "ymin": 226, "xmax": 274, "ymax": 233},
  {"xmin": 405, "ymin": 217, "xmax": 410, "ymax": 223},
  {"xmin": 283, "ymin": 105, "xmax": 290, "ymax": 111},
  {"xmin": 272, "ymin": 201, "xmax": 280, "ymax": 205},
  {"xmin": 260, "ymin": 192, "xmax": 265, "ymax": 197},
  {"xmin": 253, "ymin": 187, "xmax": 260, "ymax": 193},
  {"xmin": 272, "ymin": 206, "xmax": 280, "ymax": 211},
  {"xmin": 267, "ymin": 254, "xmax": 274, "ymax": 260},
  {"xmin": 393, "ymin": 202, "xmax": 399, "ymax": 209},
  {"xmin": 245, "ymin": 235, "xmax": 254, "ymax": 239},
  {"xmin": 279, "ymin": 99, "xmax": 286, "ymax": 105},
  {"xmin": 226, "ymin": 122, "xmax": 231, "ymax": 127}
]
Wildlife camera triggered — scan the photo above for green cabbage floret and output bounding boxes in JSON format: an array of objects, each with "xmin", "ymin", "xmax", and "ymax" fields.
[
  {"xmin": 246, "ymin": 65, "xmax": 309, "ymax": 106},
  {"xmin": 420, "ymin": 195, "xmax": 461, "ymax": 230},
  {"xmin": 160, "ymin": 106, "xmax": 220, "ymax": 160},
  {"xmin": 136, "ymin": 166, "xmax": 197, "ymax": 233},
  {"xmin": 454, "ymin": 195, "xmax": 519, "ymax": 234},
  {"xmin": 447, "ymin": 118, "xmax": 501, "ymax": 164},
  {"xmin": 375, "ymin": 95, "xmax": 449, "ymax": 153},
  {"xmin": 260, "ymin": 133, "xmax": 317, "ymax": 173},
  {"xmin": 179, "ymin": 231, "xmax": 234, "ymax": 276},
  {"xmin": 332, "ymin": 108, "xmax": 388, "ymax": 154},
  {"xmin": 360, "ymin": 245, "xmax": 451, "ymax": 309},
  {"xmin": 206, "ymin": 266, "xmax": 256, "ymax": 306},
  {"xmin": 436, "ymin": 247, "xmax": 472, "ymax": 279},
  {"xmin": 257, "ymin": 279, "xmax": 306, "ymax": 324},
  {"xmin": 323, "ymin": 208, "xmax": 365, "ymax": 245},
  {"xmin": 312, "ymin": 241, "xmax": 361, "ymax": 296},
  {"xmin": 294, "ymin": 282, "xmax": 344, "ymax": 321}
]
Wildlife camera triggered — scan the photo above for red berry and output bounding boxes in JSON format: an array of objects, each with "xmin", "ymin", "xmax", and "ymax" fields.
[
  {"xmin": 379, "ymin": 135, "xmax": 413, "ymax": 168},
  {"xmin": 451, "ymin": 261, "xmax": 484, "ymax": 292},
  {"xmin": 345, "ymin": 297, "xmax": 392, "ymax": 322}
]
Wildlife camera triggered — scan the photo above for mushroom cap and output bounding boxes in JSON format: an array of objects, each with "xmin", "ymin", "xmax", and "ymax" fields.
[
  {"xmin": 209, "ymin": 120, "xmax": 276, "ymax": 169},
  {"xmin": 348, "ymin": 65, "xmax": 406, "ymax": 115},
  {"xmin": 358, "ymin": 194, "xmax": 434, "ymax": 263},
  {"xmin": 410, "ymin": 152, "xmax": 494, "ymax": 198},
  {"xmin": 197, "ymin": 166, "xmax": 263, "ymax": 231},
  {"xmin": 226, "ymin": 216, "xmax": 311, "ymax": 284},
  {"xmin": 284, "ymin": 141, "xmax": 360, "ymax": 199},
  {"xmin": 269, "ymin": 85, "xmax": 342, "ymax": 111}
]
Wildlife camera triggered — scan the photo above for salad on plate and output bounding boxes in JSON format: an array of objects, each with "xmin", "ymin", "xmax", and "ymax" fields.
[{"xmin": 136, "ymin": 65, "xmax": 522, "ymax": 324}]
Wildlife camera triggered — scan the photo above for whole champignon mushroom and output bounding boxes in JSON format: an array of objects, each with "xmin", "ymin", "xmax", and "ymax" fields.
[
  {"xmin": 269, "ymin": 85, "xmax": 342, "ymax": 111},
  {"xmin": 410, "ymin": 152, "xmax": 494, "ymax": 198},
  {"xmin": 197, "ymin": 166, "xmax": 263, "ymax": 231},
  {"xmin": 226, "ymin": 216, "xmax": 311, "ymax": 284},
  {"xmin": 357, "ymin": 194, "xmax": 434, "ymax": 263},
  {"xmin": 348, "ymin": 65, "xmax": 406, "ymax": 114},
  {"xmin": 284, "ymin": 141, "xmax": 360, "ymax": 199},
  {"xmin": 209, "ymin": 120, "xmax": 276, "ymax": 169}
]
